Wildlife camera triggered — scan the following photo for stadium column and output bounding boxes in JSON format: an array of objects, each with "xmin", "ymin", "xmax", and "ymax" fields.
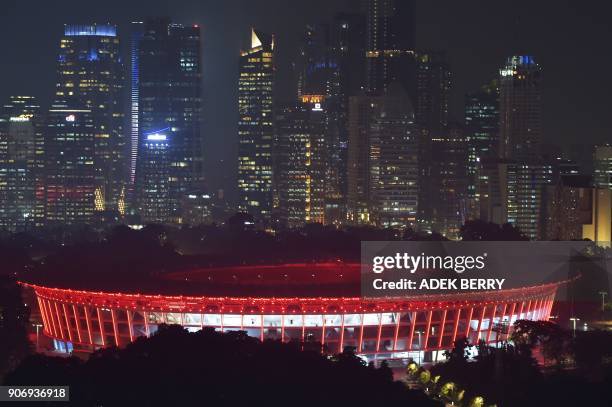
[
  {"xmin": 464, "ymin": 307, "xmax": 474, "ymax": 340},
  {"xmin": 62, "ymin": 303, "xmax": 73, "ymax": 343},
  {"xmin": 486, "ymin": 304, "xmax": 497, "ymax": 343},
  {"xmin": 392, "ymin": 312, "xmax": 400, "ymax": 352},
  {"xmin": 84, "ymin": 305, "xmax": 94, "ymax": 345},
  {"xmin": 96, "ymin": 308, "xmax": 106, "ymax": 346},
  {"xmin": 423, "ymin": 310, "xmax": 433, "ymax": 349},
  {"xmin": 437, "ymin": 309, "xmax": 447, "ymax": 348},
  {"xmin": 408, "ymin": 311, "xmax": 416, "ymax": 351},
  {"xmin": 72, "ymin": 304, "xmax": 83, "ymax": 343},
  {"xmin": 110, "ymin": 309, "xmax": 120, "ymax": 346},
  {"xmin": 451, "ymin": 308, "xmax": 461, "ymax": 344}
]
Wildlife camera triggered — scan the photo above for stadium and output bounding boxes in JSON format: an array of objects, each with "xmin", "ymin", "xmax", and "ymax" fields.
[{"xmin": 22, "ymin": 262, "xmax": 561, "ymax": 363}]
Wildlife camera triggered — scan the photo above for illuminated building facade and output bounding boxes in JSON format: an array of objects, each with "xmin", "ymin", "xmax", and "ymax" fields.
[
  {"xmin": 543, "ymin": 175, "xmax": 593, "ymax": 241},
  {"xmin": 365, "ymin": 0, "xmax": 416, "ymax": 97},
  {"xmin": 499, "ymin": 56, "xmax": 542, "ymax": 162},
  {"xmin": 506, "ymin": 163, "xmax": 553, "ymax": 240},
  {"xmin": 138, "ymin": 131, "xmax": 170, "ymax": 223},
  {"xmin": 430, "ymin": 124, "xmax": 468, "ymax": 239},
  {"xmin": 275, "ymin": 97, "xmax": 327, "ymax": 228},
  {"xmin": 368, "ymin": 86, "xmax": 419, "ymax": 229},
  {"xmin": 593, "ymin": 145, "xmax": 612, "ymax": 190},
  {"xmin": 56, "ymin": 24, "xmax": 126, "ymax": 216},
  {"xmin": 464, "ymin": 81, "xmax": 499, "ymax": 216},
  {"xmin": 583, "ymin": 188, "xmax": 612, "ymax": 248},
  {"xmin": 347, "ymin": 86, "xmax": 418, "ymax": 228},
  {"xmin": 24, "ymin": 263, "xmax": 560, "ymax": 363},
  {"xmin": 137, "ymin": 18, "xmax": 203, "ymax": 224},
  {"xmin": 415, "ymin": 51, "xmax": 452, "ymax": 232},
  {"xmin": 238, "ymin": 29, "xmax": 275, "ymax": 223},
  {"xmin": 0, "ymin": 96, "xmax": 43, "ymax": 231},
  {"xmin": 129, "ymin": 22, "xmax": 144, "ymax": 188},
  {"xmin": 43, "ymin": 101, "xmax": 96, "ymax": 226}
]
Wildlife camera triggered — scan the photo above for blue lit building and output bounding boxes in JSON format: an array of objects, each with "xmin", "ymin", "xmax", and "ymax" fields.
[{"xmin": 129, "ymin": 22, "xmax": 144, "ymax": 189}]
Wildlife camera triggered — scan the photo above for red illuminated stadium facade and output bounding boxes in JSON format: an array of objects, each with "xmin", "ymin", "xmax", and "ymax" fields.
[{"xmin": 23, "ymin": 263, "xmax": 561, "ymax": 363}]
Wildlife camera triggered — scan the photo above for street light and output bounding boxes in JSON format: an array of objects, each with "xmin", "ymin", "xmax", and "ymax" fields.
[
  {"xmin": 598, "ymin": 291, "xmax": 608, "ymax": 313},
  {"xmin": 32, "ymin": 323, "xmax": 42, "ymax": 352},
  {"xmin": 569, "ymin": 317, "xmax": 580, "ymax": 337}
]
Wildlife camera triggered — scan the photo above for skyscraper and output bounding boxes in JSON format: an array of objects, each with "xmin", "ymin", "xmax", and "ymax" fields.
[
  {"xmin": 275, "ymin": 99, "xmax": 326, "ymax": 228},
  {"xmin": 237, "ymin": 28, "xmax": 275, "ymax": 223},
  {"xmin": 55, "ymin": 24, "xmax": 126, "ymax": 216},
  {"xmin": 44, "ymin": 101, "xmax": 96, "ymax": 226},
  {"xmin": 129, "ymin": 22, "xmax": 144, "ymax": 188},
  {"xmin": 368, "ymin": 86, "xmax": 419, "ymax": 229},
  {"xmin": 499, "ymin": 56, "xmax": 542, "ymax": 162},
  {"xmin": 138, "ymin": 131, "xmax": 170, "ymax": 223},
  {"xmin": 0, "ymin": 96, "xmax": 43, "ymax": 232},
  {"xmin": 506, "ymin": 163, "xmax": 553, "ymax": 240},
  {"xmin": 593, "ymin": 144, "xmax": 612, "ymax": 189},
  {"xmin": 365, "ymin": 0, "xmax": 416, "ymax": 97},
  {"xmin": 347, "ymin": 85, "xmax": 418, "ymax": 228},
  {"xmin": 465, "ymin": 80, "xmax": 500, "ymax": 215},
  {"xmin": 429, "ymin": 124, "xmax": 468, "ymax": 239},
  {"xmin": 415, "ymin": 51, "xmax": 452, "ymax": 231},
  {"xmin": 136, "ymin": 18, "xmax": 203, "ymax": 224}
]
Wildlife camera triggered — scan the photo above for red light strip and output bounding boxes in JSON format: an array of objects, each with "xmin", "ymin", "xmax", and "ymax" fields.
[
  {"xmin": 62, "ymin": 303, "xmax": 73, "ymax": 342},
  {"xmin": 423, "ymin": 310, "xmax": 432, "ymax": 349},
  {"xmin": 96, "ymin": 308, "xmax": 106, "ymax": 347},
  {"xmin": 392, "ymin": 313, "xmax": 400, "ymax": 352},
  {"xmin": 45, "ymin": 299, "xmax": 58, "ymax": 338},
  {"xmin": 54, "ymin": 302, "xmax": 65, "ymax": 339},
  {"xmin": 72, "ymin": 304, "xmax": 83, "ymax": 343},
  {"xmin": 126, "ymin": 310, "xmax": 134, "ymax": 342},
  {"xmin": 451, "ymin": 308, "xmax": 461, "ymax": 344},
  {"xmin": 464, "ymin": 307, "xmax": 474, "ymax": 340},
  {"xmin": 486, "ymin": 304, "xmax": 497, "ymax": 343},
  {"xmin": 476, "ymin": 306, "xmax": 485, "ymax": 342},
  {"xmin": 407, "ymin": 312, "xmax": 416, "ymax": 351},
  {"xmin": 36, "ymin": 296, "xmax": 49, "ymax": 336},
  {"xmin": 110, "ymin": 309, "xmax": 120, "ymax": 347},
  {"xmin": 84, "ymin": 305, "xmax": 94, "ymax": 345},
  {"xmin": 437, "ymin": 309, "xmax": 447, "ymax": 348}
]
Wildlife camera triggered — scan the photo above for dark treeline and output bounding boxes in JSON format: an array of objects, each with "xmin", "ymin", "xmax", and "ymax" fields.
[{"xmin": 4, "ymin": 325, "xmax": 440, "ymax": 407}]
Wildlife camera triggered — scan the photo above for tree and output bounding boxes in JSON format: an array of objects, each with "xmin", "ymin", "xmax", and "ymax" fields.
[
  {"xmin": 0, "ymin": 277, "xmax": 31, "ymax": 380},
  {"xmin": 460, "ymin": 220, "xmax": 528, "ymax": 241},
  {"xmin": 5, "ymin": 325, "xmax": 441, "ymax": 406}
]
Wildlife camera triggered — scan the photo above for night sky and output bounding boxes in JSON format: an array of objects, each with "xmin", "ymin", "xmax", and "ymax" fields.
[{"xmin": 1, "ymin": 0, "xmax": 610, "ymax": 199}]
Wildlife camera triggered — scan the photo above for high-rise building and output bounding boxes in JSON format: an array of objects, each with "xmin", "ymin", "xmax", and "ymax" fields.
[
  {"xmin": 499, "ymin": 56, "xmax": 542, "ymax": 162},
  {"xmin": 583, "ymin": 188, "xmax": 611, "ymax": 248},
  {"xmin": 465, "ymin": 80, "xmax": 499, "ymax": 215},
  {"xmin": 430, "ymin": 124, "xmax": 468, "ymax": 239},
  {"xmin": 44, "ymin": 101, "xmax": 96, "ymax": 226},
  {"xmin": 365, "ymin": 0, "xmax": 416, "ymax": 97},
  {"xmin": 138, "ymin": 131, "xmax": 170, "ymax": 223},
  {"xmin": 506, "ymin": 162, "xmax": 553, "ymax": 240},
  {"xmin": 136, "ymin": 18, "xmax": 203, "ymax": 224},
  {"xmin": 543, "ymin": 175, "xmax": 593, "ymax": 241},
  {"xmin": 129, "ymin": 22, "xmax": 144, "ymax": 188},
  {"xmin": 415, "ymin": 51, "xmax": 452, "ymax": 231},
  {"xmin": 0, "ymin": 96, "xmax": 43, "ymax": 231},
  {"xmin": 56, "ymin": 24, "xmax": 126, "ymax": 216},
  {"xmin": 368, "ymin": 86, "xmax": 419, "ymax": 229},
  {"xmin": 593, "ymin": 144, "xmax": 612, "ymax": 189},
  {"xmin": 347, "ymin": 85, "xmax": 418, "ymax": 228},
  {"xmin": 237, "ymin": 28, "xmax": 275, "ymax": 223},
  {"xmin": 275, "ymin": 99, "xmax": 326, "ymax": 228}
]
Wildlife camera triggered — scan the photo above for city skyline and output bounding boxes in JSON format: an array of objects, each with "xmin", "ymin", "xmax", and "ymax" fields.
[{"xmin": 1, "ymin": 0, "xmax": 611, "ymax": 201}]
